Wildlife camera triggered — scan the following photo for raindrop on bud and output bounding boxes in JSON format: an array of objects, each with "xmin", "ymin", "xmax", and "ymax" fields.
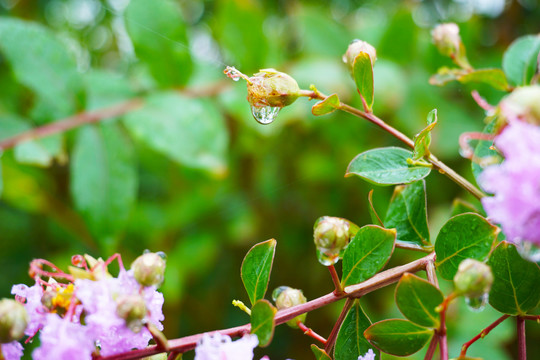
[
  {"xmin": 272, "ymin": 286, "xmax": 307, "ymax": 328},
  {"xmin": 313, "ymin": 216, "xmax": 357, "ymax": 266},
  {"xmin": 131, "ymin": 252, "xmax": 167, "ymax": 287}
]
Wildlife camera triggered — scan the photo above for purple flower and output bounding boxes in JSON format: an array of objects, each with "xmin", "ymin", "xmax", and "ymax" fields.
[
  {"xmin": 194, "ymin": 333, "xmax": 258, "ymax": 360},
  {"xmin": 479, "ymin": 121, "xmax": 540, "ymax": 245},
  {"xmin": 75, "ymin": 270, "xmax": 164, "ymax": 356},
  {"xmin": 1, "ymin": 341, "xmax": 23, "ymax": 360},
  {"xmin": 358, "ymin": 349, "xmax": 376, "ymax": 360},
  {"xmin": 11, "ymin": 282, "xmax": 45, "ymax": 336},
  {"xmin": 33, "ymin": 314, "xmax": 95, "ymax": 360}
]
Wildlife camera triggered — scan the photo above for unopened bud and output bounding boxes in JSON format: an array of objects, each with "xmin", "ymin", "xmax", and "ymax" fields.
[
  {"xmin": 132, "ymin": 252, "xmax": 166, "ymax": 287},
  {"xmin": 499, "ymin": 85, "xmax": 540, "ymax": 125},
  {"xmin": 314, "ymin": 216, "xmax": 357, "ymax": 266},
  {"xmin": 0, "ymin": 299, "xmax": 28, "ymax": 343},
  {"xmin": 342, "ymin": 39, "xmax": 377, "ymax": 73},
  {"xmin": 246, "ymin": 69, "xmax": 301, "ymax": 108},
  {"xmin": 116, "ymin": 294, "xmax": 147, "ymax": 333},
  {"xmin": 453, "ymin": 259, "xmax": 493, "ymax": 298},
  {"xmin": 272, "ymin": 286, "xmax": 307, "ymax": 328},
  {"xmin": 431, "ymin": 23, "xmax": 461, "ymax": 57}
]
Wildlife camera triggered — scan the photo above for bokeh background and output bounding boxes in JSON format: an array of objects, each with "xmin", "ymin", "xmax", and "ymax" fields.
[{"xmin": 1, "ymin": 0, "xmax": 540, "ymax": 359}]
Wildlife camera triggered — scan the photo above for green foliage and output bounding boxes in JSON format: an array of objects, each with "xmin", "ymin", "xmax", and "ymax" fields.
[
  {"xmin": 346, "ymin": 147, "xmax": 432, "ymax": 186},
  {"xmin": 341, "ymin": 225, "xmax": 395, "ymax": 287},
  {"xmin": 250, "ymin": 299, "xmax": 277, "ymax": 347},
  {"xmin": 430, "ymin": 68, "xmax": 510, "ymax": 91},
  {"xmin": 312, "ymin": 94, "xmax": 340, "ymax": 116},
  {"xmin": 311, "ymin": 345, "xmax": 332, "ymax": 360},
  {"xmin": 502, "ymin": 35, "xmax": 540, "ymax": 86},
  {"xmin": 395, "ymin": 273, "xmax": 443, "ymax": 328},
  {"xmin": 364, "ymin": 319, "xmax": 433, "ymax": 356},
  {"xmin": 411, "ymin": 109, "xmax": 437, "ymax": 161},
  {"xmin": 487, "ymin": 241, "xmax": 540, "ymax": 315},
  {"xmin": 241, "ymin": 239, "xmax": 276, "ymax": 306},
  {"xmin": 334, "ymin": 299, "xmax": 377, "ymax": 360},
  {"xmin": 435, "ymin": 213, "xmax": 499, "ymax": 280},
  {"xmin": 353, "ymin": 53, "xmax": 374, "ymax": 111}
]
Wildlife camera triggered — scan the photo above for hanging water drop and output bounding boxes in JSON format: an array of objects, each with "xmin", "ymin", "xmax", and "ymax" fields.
[
  {"xmin": 465, "ymin": 293, "xmax": 488, "ymax": 312},
  {"xmin": 251, "ymin": 105, "xmax": 280, "ymax": 125}
]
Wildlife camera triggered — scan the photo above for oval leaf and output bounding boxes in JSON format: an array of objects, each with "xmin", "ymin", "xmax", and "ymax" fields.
[
  {"xmin": 395, "ymin": 273, "xmax": 443, "ymax": 328},
  {"xmin": 458, "ymin": 69, "xmax": 510, "ymax": 91},
  {"xmin": 353, "ymin": 52, "xmax": 374, "ymax": 110},
  {"xmin": 312, "ymin": 94, "xmax": 340, "ymax": 116},
  {"xmin": 311, "ymin": 345, "xmax": 332, "ymax": 360},
  {"xmin": 346, "ymin": 147, "xmax": 432, "ymax": 186},
  {"xmin": 384, "ymin": 180, "xmax": 431, "ymax": 249},
  {"xmin": 241, "ymin": 239, "xmax": 277, "ymax": 305},
  {"xmin": 250, "ymin": 299, "xmax": 277, "ymax": 347},
  {"xmin": 487, "ymin": 241, "xmax": 540, "ymax": 315},
  {"xmin": 341, "ymin": 225, "xmax": 396, "ymax": 287},
  {"xmin": 435, "ymin": 213, "xmax": 499, "ymax": 280},
  {"xmin": 335, "ymin": 299, "xmax": 378, "ymax": 360},
  {"xmin": 502, "ymin": 35, "xmax": 540, "ymax": 86},
  {"xmin": 364, "ymin": 319, "xmax": 433, "ymax": 357}
]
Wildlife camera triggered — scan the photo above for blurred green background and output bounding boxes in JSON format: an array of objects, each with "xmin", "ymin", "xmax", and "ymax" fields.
[{"xmin": 1, "ymin": 0, "xmax": 539, "ymax": 359}]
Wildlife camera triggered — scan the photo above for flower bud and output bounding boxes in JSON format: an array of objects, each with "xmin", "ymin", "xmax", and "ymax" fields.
[
  {"xmin": 499, "ymin": 85, "xmax": 540, "ymax": 126},
  {"xmin": 431, "ymin": 23, "xmax": 461, "ymax": 57},
  {"xmin": 246, "ymin": 69, "xmax": 301, "ymax": 108},
  {"xmin": 313, "ymin": 216, "xmax": 357, "ymax": 266},
  {"xmin": 342, "ymin": 39, "xmax": 377, "ymax": 73},
  {"xmin": 132, "ymin": 252, "xmax": 166, "ymax": 287},
  {"xmin": 272, "ymin": 286, "xmax": 307, "ymax": 328},
  {"xmin": 116, "ymin": 294, "xmax": 147, "ymax": 333},
  {"xmin": 453, "ymin": 259, "xmax": 493, "ymax": 298},
  {"xmin": 0, "ymin": 299, "xmax": 28, "ymax": 343}
]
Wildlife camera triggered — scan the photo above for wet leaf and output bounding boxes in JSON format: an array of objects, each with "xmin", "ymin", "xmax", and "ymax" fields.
[
  {"xmin": 395, "ymin": 273, "xmax": 443, "ymax": 328},
  {"xmin": 364, "ymin": 319, "xmax": 433, "ymax": 356},
  {"xmin": 335, "ymin": 299, "xmax": 377, "ymax": 360},
  {"xmin": 241, "ymin": 239, "xmax": 277, "ymax": 305},
  {"xmin": 502, "ymin": 35, "xmax": 540, "ymax": 86},
  {"xmin": 311, "ymin": 345, "xmax": 332, "ymax": 360}
]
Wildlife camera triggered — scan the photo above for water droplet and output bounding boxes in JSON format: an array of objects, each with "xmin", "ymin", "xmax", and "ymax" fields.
[
  {"xmin": 272, "ymin": 286, "xmax": 289, "ymax": 302},
  {"xmin": 156, "ymin": 251, "xmax": 167, "ymax": 261},
  {"xmin": 251, "ymin": 105, "xmax": 280, "ymax": 125},
  {"xmin": 316, "ymin": 249, "xmax": 340, "ymax": 266},
  {"xmin": 143, "ymin": 249, "xmax": 151, "ymax": 254},
  {"xmin": 465, "ymin": 293, "xmax": 488, "ymax": 312}
]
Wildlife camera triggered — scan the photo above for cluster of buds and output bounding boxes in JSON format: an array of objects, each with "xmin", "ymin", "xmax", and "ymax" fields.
[{"xmin": 313, "ymin": 216, "xmax": 359, "ymax": 266}]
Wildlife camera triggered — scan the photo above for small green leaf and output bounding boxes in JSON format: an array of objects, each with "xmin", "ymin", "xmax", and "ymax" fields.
[
  {"xmin": 341, "ymin": 225, "xmax": 396, "ymax": 287},
  {"xmin": 335, "ymin": 299, "xmax": 377, "ymax": 360},
  {"xmin": 429, "ymin": 67, "xmax": 464, "ymax": 86},
  {"xmin": 384, "ymin": 180, "xmax": 431, "ymax": 249},
  {"xmin": 312, "ymin": 94, "xmax": 340, "ymax": 116},
  {"xmin": 364, "ymin": 319, "xmax": 433, "ymax": 357},
  {"xmin": 367, "ymin": 190, "xmax": 383, "ymax": 226},
  {"xmin": 70, "ymin": 122, "xmax": 137, "ymax": 247},
  {"xmin": 241, "ymin": 239, "xmax": 277, "ymax": 305},
  {"xmin": 250, "ymin": 299, "xmax": 277, "ymax": 347},
  {"xmin": 435, "ymin": 213, "xmax": 499, "ymax": 280},
  {"xmin": 502, "ymin": 35, "xmax": 540, "ymax": 86},
  {"xmin": 458, "ymin": 69, "xmax": 510, "ymax": 91},
  {"xmin": 125, "ymin": 0, "xmax": 192, "ymax": 87},
  {"xmin": 311, "ymin": 345, "xmax": 332, "ymax": 360},
  {"xmin": 395, "ymin": 273, "xmax": 443, "ymax": 328},
  {"xmin": 352, "ymin": 52, "xmax": 374, "ymax": 110},
  {"xmin": 411, "ymin": 110, "xmax": 437, "ymax": 161},
  {"xmin": 451, "ymin": 199, "xmax": 481, "ymax": 217},
  {"xmin": 487, "ymin": 241, "xmax": 540, "ymax": 315},
  {"xmin": 346, "ymin": 147, "xmax": 432, "ymax": 186},
  {"xmin": 123, "ymin": 92, "xmax": 228, "ymax": 173}
]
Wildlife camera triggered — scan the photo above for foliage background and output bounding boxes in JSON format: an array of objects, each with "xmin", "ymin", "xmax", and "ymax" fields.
[{"xmin": 0, "ymin": 0, "xmax": 539, "ymax": 359}]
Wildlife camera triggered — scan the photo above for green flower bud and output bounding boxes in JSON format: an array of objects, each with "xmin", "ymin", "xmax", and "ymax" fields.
[
  {"xmin": 132, "ymin": 252, "xmax": 166, "ymax": 287},
  {"xmin": 453, "ymin": 259, "xmax": 493, "ymax": 298},
  {"xmin": 500, "ymin": 85, "xmax": 540, "ymax": 125},
  {"xmin": 0, "ymin": 299, "xmax": 28, "ymax": 343},
  {"xmin": 313, "ymin": 216, "xmax": 357, "ymax": 266},
  {"xmin": 246, "ymin": 69, "xmax": 301, "ymax": 108},
  {"xmin": 342, "ymin": 39, "xmax": 377, "ymax": 74},
  {"xmin": 431, "ymin": 23, "xmax": 461, "ymax": 57},
  {"xmin": 116, "ymin": 294, "xmax": 147, "ymax": 333},
  {"xmin": 272, "ymin": 286, "xmax": 307, "ymax": 328}
]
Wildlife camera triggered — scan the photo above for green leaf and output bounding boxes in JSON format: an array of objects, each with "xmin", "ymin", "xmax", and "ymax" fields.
[
  {"xmin": 123, "ymin": 92, "xmax": 228, "ymax": 173},
  {"xmin": 487, "ymin": 241, "xmax": 540, "ymax": 315},
  {"xmin": 70, "ymin": 123, "xmax": 137, "ymax": 247},
  {"xmin": 352, "ymin": 53, "xmax": 374, "ymax": 110},
  {"xmin": 346, "ymin": 147, "xmax": 432, "ymax": 186},
  {"xmin": 384, "ymin": 180, "xmax": 431, "ymax": 249},
  {"xmin": 395, "ymin": 273, "xmax": 443, "ymax": 328},
  {"xmin": 0, "ymin": 18, "xmax": 80, "ymax": 118},
  {"xmin": 83, "ymin": 70, "xmax": 135, "ymax": 110},
  {"xmin": 312, "ymin": 94, "xmax": 340, "ymax": 116},
  {"xmin": 412, "ymin": 109, "xmax": 437, "ymax": 161},
  {"xmin": 367, "ymin": 190, "xmax": 383, "ymax": 226},
  {"xmin": 451, "ymin": 199, "xmax": 482, "ymax": 217},
  {"xmin": 241, "ymin": 239, "xmax": 277, "ymax": 306},
  {"xmin": 458, "ymin": 69, "xmax": 510, "ymax": 91},
  {"xmin": 364, "ymin": 319, "xmax": 433, "ymax": 357},
  {"xmin": 341, "ymin": 225, "xmax": 396, "ymax": 287},
  {"xmin": 435, "ymin": 213, "xmax": 499, "ymax": 280},
  {"xmin": 429, "ymin": 67, "xmax": 464, "ymax": 86},
  {"xmin": 250, "ymin": 299, "xmax": 277, "ymax": 347},
  {"xmin": 125, "ymin": 0, "xmax": 192, "ymax": 87},
  {"xmin": 311, "ymin": 345, "xmax": 332, "ymax": 360},
  {"xmin": 335, "ymin": 299, "xmax": 377, "ymax": 360},
  {"xmin": 502, "ymin": 35, "xmax": 540, "ymax": 86}
]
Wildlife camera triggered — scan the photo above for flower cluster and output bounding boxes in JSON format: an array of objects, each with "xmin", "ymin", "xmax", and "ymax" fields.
[{"xmin": 0, "ymin": 252, "xmax": 166, "ymax": 360}]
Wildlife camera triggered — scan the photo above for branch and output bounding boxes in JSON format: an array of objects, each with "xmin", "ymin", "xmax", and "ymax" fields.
[
  {"xmin": 459, "ymin": 314, "xmax": 509, "ymax": 358},
  {"xmin": 97, "ymin": 253, "xmax": 435, "ymax": 360},
  {"xmin": 324, "ymin": 297, "xmax": 353, "ymax": 354},
  {"xmin": 517, "ymin": 316, "xmax": 526, "ymax": 360}
]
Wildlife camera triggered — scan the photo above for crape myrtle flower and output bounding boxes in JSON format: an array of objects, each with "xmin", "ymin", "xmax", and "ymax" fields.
[
  {"xmin": 479, "ymin": 120, "xmax": 540, "ymax": 245},
  {"xmin": 194, "ymin": 333, "xmax": 259, "ymax": 360},
  {"xmin": 358, "ymin": 348, "xmax": 376, "ymax": 360},
  {"xmin": 10, "ymin": 282, "xmax": 45, "ymax": 336},
  {"xmin": 1, "ymin": 341, "xmax": 24, "ymax": 360}
]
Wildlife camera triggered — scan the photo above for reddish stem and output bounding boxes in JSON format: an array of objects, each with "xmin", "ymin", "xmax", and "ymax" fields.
[
  {"xmin": 424, "ymin": 335, "xmax": 438, "ymax": 360},
  {"xmin": 327, "ymin": 264, "xmax": 343, "ymax": 295},
  {"xmin": 103, "ymin": 253, "xmax": 125, "ymax": 272},
  {"xmin": 29, "ymin": 259, "xmax": 75, "ymax": 282},
  {"xmin": 437, "ymin": 293, "xmax": 456, "ymax": 360},
  {"xmin": 426, "ymin": 260, "xmax": 439, "ymax": 288},
  {"xmin": 517, "ymin": 316, "xmax": 526, "ymax": 360},
  {"xmin": 459, "ymin": 314, "xmax": 510, "ymax": 358},
  {"xmin": 297, "ymin": 321, "xmax": 327, "ymax": 345},
  {"xmin": 324, "ymin": 297, "xmax": 353, "ymax": 354}
]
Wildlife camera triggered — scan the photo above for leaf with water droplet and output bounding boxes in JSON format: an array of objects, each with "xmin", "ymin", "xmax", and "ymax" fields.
[{"xmin": 251, "ymin": 106, "xmax": 280, "ymax": 125}]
